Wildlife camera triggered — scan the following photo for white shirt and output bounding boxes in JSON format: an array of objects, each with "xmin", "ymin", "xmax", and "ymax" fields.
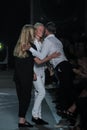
[
  {"xmin": 34, "ymin": 39, "xmax": 45, "ymax": 76},
  {"xmin": 30, "ymin": 34, "xmax": 67, "ymax": 68}
]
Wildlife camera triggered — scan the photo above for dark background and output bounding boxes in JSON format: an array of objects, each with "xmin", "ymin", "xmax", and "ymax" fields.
[
  {"xmin": 0, "ymin": 0, "xmax": 86, "ymax": 68},
  {"xmin": 33, "ymin": 0, "xmax": 85, "ymax": 37},
  {"xmin": 0, "ymin": 0, "xmax": 30, "ymax": 67}
]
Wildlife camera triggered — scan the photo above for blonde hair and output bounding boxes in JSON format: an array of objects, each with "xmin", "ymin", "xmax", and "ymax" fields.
[{"xmin": 13, "ymin": 24, "xmax": 35, "ymax": 58}]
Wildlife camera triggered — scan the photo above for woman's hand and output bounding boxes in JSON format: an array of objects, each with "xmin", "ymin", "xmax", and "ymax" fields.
[
  {"xmin": 34, "ymin": 58, "xmax": 42, "ymax": 64},
  {"xmin": 21, "ymin": 44, "xmax": 31, "ymax": 51}
]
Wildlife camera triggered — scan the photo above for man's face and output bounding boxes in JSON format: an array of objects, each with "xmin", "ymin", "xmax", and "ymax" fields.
[
  {"xmin": 35, "ymin": 25, "xmax": 45, "ymax": 38},
  {"xmin": 44, "ymin": 29, "xmax": 49, "ymax": 37}
]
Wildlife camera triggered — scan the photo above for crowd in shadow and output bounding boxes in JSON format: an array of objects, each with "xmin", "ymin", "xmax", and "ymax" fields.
[{"xmin": 45, "ymin": 35, "xmax": 87, "ymax": 130}]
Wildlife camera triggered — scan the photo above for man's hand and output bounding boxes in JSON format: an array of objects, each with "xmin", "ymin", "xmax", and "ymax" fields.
[{"xmin": 51, "ymin": 52, "xmax": 61, "ymax": 58}]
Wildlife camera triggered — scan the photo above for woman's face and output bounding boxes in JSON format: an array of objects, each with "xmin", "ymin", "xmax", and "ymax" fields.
[{"xmin": 35, "ymin": 25, "xmax": 45, "ymax": 38}]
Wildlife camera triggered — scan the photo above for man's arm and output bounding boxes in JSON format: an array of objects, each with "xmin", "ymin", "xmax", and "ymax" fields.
[
  {"xmin": 29, "ymin": 40, "xmax": 49, "ymax": 59},
  {"xmin": 34, "ymin": 52, "xmax": 61, "ymax": 64}
]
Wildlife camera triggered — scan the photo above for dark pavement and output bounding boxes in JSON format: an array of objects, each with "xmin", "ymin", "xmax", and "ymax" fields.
[{"xmin": 0, "ymin": 69, "xmax": 66, "ymax": 130}]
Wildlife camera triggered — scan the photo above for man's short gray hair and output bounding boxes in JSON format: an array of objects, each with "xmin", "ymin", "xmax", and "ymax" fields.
[{"xmin": 34, "ymin": 22, "xmax": 44, "ymax": 29}]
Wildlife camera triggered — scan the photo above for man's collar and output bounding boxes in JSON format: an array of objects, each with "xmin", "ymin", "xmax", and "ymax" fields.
[{"xmin": 45, "ymin": 34, "xmax": 55, "ymax": 39}]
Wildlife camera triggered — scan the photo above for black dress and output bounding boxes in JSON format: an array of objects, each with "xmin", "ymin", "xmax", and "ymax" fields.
[{"xmin": 14, "ymin": 45, "xmax": 36, "ymax": 117}]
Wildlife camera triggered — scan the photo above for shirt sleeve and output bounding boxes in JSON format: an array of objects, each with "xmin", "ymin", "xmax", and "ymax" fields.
[
  {"xmin": 29, "ymin": 40, "xmax": 50, "ymax": 59},
  {"xmin": 29, "ymin": 47, "xmax": 42, "ymax": 58}
]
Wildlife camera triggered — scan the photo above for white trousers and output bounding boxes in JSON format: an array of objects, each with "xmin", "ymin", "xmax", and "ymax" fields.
[{"xmin": 32, "ymin": 75, "xmax": 45, "ymax": 118}]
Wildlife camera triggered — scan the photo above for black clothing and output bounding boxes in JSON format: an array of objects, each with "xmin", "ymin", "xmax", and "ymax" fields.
[
  {"xmin": 55, "ymin": 61, "xmax": 76, "ymax": 110},
  {"xmin": 14, "ymin": 44, "xmax": 36, "ymax": 117},
  {"xmin": 14, "ymin": 56, "xmax": 34, "ymax": 117},
  {"xmin": 76, "ymin": 97, "xmax": 87, "ymax": 130}
]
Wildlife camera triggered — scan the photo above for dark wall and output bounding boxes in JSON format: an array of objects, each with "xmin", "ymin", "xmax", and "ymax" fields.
[
  {"xmin": 0, "ymin": 0, "xmax": 30, "ymax": 68},
  {"xmin": 32, "ymin": 0, "xmax": 85, "ymax": 37},
  {"xmin": 0, "ymin": 0, "xmax": 86, "ymax": 68},
  {"xmin": 85, "ymin": 0, "xmax": 87, "ymax": 36}
]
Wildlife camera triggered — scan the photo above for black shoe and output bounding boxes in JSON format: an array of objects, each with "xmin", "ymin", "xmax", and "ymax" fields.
[
  {"xmin": 18, "ymin": 121, "xmax": 33, "ymax": 128},
  {"xmin": 32, "ymin": 117, "xmax": 48, "ymax": 125},
  {"xmin": 67, "ymin": 118, "xmax": 76, "ymax": 128},
  {"xmin": 38, "ymin": 118, "xmax": 49, "ymax": 124}
]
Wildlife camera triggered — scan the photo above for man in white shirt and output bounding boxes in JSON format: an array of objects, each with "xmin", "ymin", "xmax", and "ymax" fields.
[
  {"xmin": 29, "ymin": 24, "xmax": 67, "ymax": 68},
  {"xmin": 29, "ymin": 22, "xmax": 75, "ymax": 116}
]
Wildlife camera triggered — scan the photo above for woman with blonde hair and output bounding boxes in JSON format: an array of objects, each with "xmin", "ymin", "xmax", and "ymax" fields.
[
  {"xmin": 13, "ymin": 24, "xmax": 36, "ymax": 128},
  {"xmin": 13, "ymin": 24, "xmax": 59, "ymax": 128}
]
